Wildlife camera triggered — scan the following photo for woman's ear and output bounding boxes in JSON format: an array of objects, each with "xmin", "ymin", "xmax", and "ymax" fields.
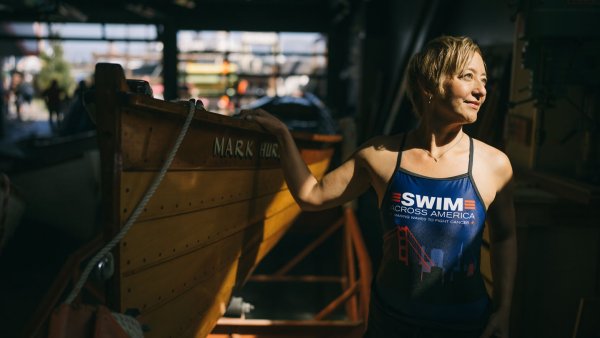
[
  {"xmin": 417, "ymin": 81, "xmax": 432, "ymax": 100},
  {"xmin": 421, "ymin": 89, "xmax": 433, "ymax": 104}
]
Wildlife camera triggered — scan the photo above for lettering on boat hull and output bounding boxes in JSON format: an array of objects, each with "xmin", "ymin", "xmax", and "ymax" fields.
[{"xmin": 213, "ymin": 137, "xmax": 279, "ymax": 160}]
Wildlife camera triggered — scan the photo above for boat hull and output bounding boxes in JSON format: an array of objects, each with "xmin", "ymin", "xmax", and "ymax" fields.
[{"xmin": 95, "ymin": 63, "xmax": 340, "ymax": 338}]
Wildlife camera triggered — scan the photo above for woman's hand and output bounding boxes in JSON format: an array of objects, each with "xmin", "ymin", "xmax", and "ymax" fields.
[
  {"xmin": 480, "ymin": 310, "xmax": 510, "ymax": 338},
  {"xmin": 239, "ymin": 109, "xmax": 288, "ymax": 138}
]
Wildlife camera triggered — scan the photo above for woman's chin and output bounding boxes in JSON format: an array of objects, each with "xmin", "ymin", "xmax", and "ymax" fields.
[{"xmin": 463, "ymin": 112, "xmax": 478, "ymax": 124}]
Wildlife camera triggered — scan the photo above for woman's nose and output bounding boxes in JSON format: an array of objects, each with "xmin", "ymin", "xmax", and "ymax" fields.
[{"xmin": 473, "ymin": 81, "xmax": 486, "ymax": 100}]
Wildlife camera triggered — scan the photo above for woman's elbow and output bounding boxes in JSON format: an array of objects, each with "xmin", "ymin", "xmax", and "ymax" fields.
[
  {"xmin": 296, "ymin": 200, "xmax": 323, "ymax": 212},
  {"xmin": 294, "ymin": 195, "xmax": 328, "ymax": 212}
]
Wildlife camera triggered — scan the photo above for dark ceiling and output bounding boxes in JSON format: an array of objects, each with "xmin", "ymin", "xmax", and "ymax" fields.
[{"xmin": 0, "ymin": 0, "xmax": 347, "ymax": 32}]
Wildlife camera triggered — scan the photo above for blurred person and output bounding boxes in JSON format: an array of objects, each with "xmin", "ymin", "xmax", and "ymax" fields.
[
  {"xmin": 9, "ymin": 71, "xmax": 27, "ymax": 121},
  {"xmin": 42, "ymin": 79, "xmax": 66, "ymax": 130},
  {"xmin": 59, "ymin": 80, "xmax": 95, "ymax": 136}
]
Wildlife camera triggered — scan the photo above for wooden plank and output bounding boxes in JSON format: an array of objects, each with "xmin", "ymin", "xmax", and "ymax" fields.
[
  {"xmin": 141, "ymin": 257, "xmax": 239, "ymax": 338},
  {"xmin": 120, "ymin": 189, "xmax": 295, "ymax": 274},
  {"xmin": 119, "ymin": 159, "xmax": 330, "ymax": 223},
  {"xmin": 235, "ymin": 214, "xmax": 298, "ymax": 286},
  {"xmin": 118, "ymin": 160, "xmax": 329, "ymax": 272},
  {"xmin": 120, "ymin": 203, "xmax": 301, "ymax": 313},
  {"xmin": 135, "ymin": 205, "xmax": 301, "ymax": 338},
  {"xmin": 120, "ymin": 168, "xmax": 285, "ymax": 223},
  {"xmin": 122, "ymin": 229, "xmax": 242, "ymax": 313},
  {"xmin": 211, "ymin": 318, "xmax": 364, "ymax": 336}
]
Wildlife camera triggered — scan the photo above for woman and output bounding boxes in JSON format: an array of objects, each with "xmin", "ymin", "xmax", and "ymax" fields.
[{"xmin": 241, "ymin": 35, "xmax": 516, "ymax": 338}]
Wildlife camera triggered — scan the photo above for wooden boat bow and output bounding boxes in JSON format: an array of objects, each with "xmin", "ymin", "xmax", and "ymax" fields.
[{"xmin": 87, "ymin": 63, "xmax": 341, "ymax": 338}]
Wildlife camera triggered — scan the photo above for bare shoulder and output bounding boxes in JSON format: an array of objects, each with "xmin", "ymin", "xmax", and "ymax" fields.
[
  {"xmin": 354, "ymin": 134, "xmax": 402, "ymax": 161},
  {"xmin": 352, "ymin": 134, "xmax": 403, "ymax": 197},
  {"xmin": 473, "ymin": 138, "xmax": 513, "ymax": 187}
]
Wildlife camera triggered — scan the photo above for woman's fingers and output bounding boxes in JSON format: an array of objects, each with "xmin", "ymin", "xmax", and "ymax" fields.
[
  {"xmin": 238, "ymin": 109, "xmax": 253, "ymax": 120},
  {"xmin": 239, "ymin": 109, "xmax": 287, "ymax": 136},
  {"xmin": 239, "ymin": 109, "xmax": 274, "ymax": 122},
  {"xmin": 239, "ymin": 109, "xmax": 264, "ymax": 121}
]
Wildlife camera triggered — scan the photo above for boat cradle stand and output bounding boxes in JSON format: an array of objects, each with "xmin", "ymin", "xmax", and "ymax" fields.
[{"xmin": 209, "ymin": 206, "xmax": 372, "ymax": 338}]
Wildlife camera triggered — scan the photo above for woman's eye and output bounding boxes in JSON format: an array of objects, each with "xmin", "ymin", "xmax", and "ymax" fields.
[{"xmin": 462, "ymin": 73, "xmax": 473, "ymax": 80}]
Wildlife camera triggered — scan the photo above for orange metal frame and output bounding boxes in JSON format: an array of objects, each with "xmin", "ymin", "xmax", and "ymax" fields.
[{"xmin": 209, "ymin": 207, "xmax": 372, "ymax": 338}]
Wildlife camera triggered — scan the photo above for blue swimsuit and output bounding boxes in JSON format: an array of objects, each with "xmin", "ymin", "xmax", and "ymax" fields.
[{"xmin": 373, "ymin": 134, "xmax": 490, "ymax": 330}]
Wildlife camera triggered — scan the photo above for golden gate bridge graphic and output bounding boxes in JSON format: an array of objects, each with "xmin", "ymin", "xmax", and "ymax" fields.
[
  {"xmin": 394, "ymin": 225, "xmax": 476, "ymax": 282},
  {"xmin": 396, "ymin": 225, "xmax": 434, "ymax": 268}
]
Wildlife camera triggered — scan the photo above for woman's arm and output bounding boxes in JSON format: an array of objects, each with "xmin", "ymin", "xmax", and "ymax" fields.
[
  {"xmin": 481, "ymin": 156, "xmax": 517, "ymax": 338},
  {"xmin": 240, "ymin": 109, "xmax": 372, "ymax": 211}
]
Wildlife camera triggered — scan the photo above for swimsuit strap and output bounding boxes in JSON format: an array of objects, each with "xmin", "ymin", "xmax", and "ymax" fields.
[
  {"xmin": 396, "ymin": 133, "xmax": 407, "ymax": 169},
  {"xmin": 468, "ymin": 136, "xmax": 474, "ymax": 175}
]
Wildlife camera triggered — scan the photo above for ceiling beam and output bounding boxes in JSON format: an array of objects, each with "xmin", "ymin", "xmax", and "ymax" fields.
[{"xmin": 0, "ymin": 1, "xmax": 334, "ymax": 32}]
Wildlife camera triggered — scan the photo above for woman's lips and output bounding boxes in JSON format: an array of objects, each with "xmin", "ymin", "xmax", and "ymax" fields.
[{"xmin": 465, "ymin": 100, "xmax": 480, "ymax": 109}]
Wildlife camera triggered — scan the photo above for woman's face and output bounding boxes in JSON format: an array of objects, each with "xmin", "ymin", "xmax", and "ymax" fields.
[{"xmin": 435, "ymin": 52, "xmax": 487, "ymax": 124}]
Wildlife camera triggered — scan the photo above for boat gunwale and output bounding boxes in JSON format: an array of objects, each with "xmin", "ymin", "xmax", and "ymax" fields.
[{"xmin": 125, "ymin": 93, "xmax": 343, "ymax": 145}]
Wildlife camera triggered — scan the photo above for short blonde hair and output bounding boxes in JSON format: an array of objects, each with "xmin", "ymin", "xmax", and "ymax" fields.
[{"xmin": 406, "ymin": 36, "xmax": 484, "ymax": 116}]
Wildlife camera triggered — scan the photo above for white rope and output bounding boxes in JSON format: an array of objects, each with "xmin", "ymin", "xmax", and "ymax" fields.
[
  {"xmin": 112, "ymin": 312, "xmax": 145, "ymax": 338},
  {"xmin": 64, "ymin": 99, "xmax": 197, "ymax": 305}
]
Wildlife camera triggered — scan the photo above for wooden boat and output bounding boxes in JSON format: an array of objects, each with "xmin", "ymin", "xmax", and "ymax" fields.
[
  {"xmin": 8, "ymin": 131, "xmax": 101, "ymax": 242},
  {"xmin": 80, "ymin": 63, "xmax": 341, "ymax": 338}
]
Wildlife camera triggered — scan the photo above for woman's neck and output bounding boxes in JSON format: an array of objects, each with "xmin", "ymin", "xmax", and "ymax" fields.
[{"xmin": 413, "ymin": 117, "xmax": 464, "ymax": 152}]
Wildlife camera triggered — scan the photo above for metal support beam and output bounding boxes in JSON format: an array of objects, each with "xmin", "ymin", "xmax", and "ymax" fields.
[
  {"xmin": 0, "ymin": 34, "xmax": 156, "ymax": 43},
  {"xmin": 382, "ymin": 0, "xmax": 440, "ymax": 135},
  {"xmin": 160, "ymin": 23, "xmax": 178, "ymax": 101}
]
